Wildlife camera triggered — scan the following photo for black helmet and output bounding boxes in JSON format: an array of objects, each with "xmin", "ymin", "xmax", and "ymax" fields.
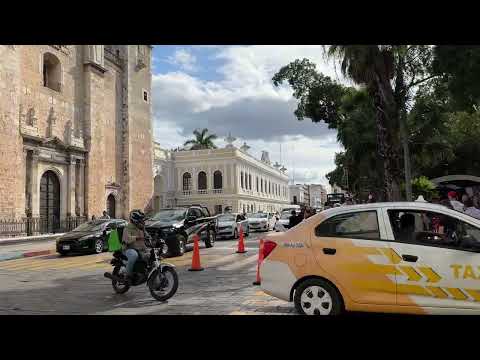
[{"xmin": 130, "ymin": 209, "xmax": 145, "ymax": 226}]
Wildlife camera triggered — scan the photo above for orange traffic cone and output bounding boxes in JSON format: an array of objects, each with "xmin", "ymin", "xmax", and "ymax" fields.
[
  {"xmin": 236, "ymin": 225, "xmax": 247, "ymax": 254},
  {"xmin": 253, "ymin": 239, "xmax": 264, "ymax": 285},
  {"xmin": 188, "ymin": 234, "xmax": 204, "ymax": 271}
]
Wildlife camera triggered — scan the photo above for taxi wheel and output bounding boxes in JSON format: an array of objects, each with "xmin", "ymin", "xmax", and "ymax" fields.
[{"xmin": 294, "ymin": 279, "xmax": 343, "ymax": 316}]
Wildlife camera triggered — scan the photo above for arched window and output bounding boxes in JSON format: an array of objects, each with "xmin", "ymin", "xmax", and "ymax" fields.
[
  {"xmin": 43, "ymin": 52, "xmax": 61, "ymax": 92},
  {"xmin": 248, "ymin": 174, "xmax": 252, "ymax": 190},
  {"xmin": 244, "ymin": 172, "xmax": 248, "ymax": 189},
  {"xmin": 214, "ymin": 170, "xmax": 223, "ymax": 189},
  {"xmin": 268, "ymin": 181, "xmax": 271, "ymax": 194},
  {"xmin": 240, "ymin": 171, "xmax": 244, "ymax": 189},
  {"xmin": 256, "ymin": 177, "xmax": 259, "ymax": 191},
  {"xmin": 198, "ymin": 171, "xmax": 207, "ymax": 190},
  {"xmin": 183, "ymin": 172, "xmax": 192, "ymax": 191},
  {"xmin": 260, "ymin": 179, "xmax": 263, "ymax": 193}
]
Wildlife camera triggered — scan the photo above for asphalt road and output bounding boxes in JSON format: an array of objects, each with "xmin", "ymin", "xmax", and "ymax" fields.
[{"xmin": 0, "ymin": 231, "xmax": 297, "ymax": 315}]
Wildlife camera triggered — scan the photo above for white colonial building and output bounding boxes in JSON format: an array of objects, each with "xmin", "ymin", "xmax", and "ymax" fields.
[
  {"xmin": 152, "ymin": 142, "xmax": 289, "ymax": 215},
  {"xmin": 308, "ymin": 184, "xmax": 328, "ymax": 208}
]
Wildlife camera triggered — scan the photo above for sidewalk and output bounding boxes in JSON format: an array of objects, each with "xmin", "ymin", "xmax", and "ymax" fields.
[{"xmin": 0, "ymin": 234, "xmax": 61, "ymax": 262}]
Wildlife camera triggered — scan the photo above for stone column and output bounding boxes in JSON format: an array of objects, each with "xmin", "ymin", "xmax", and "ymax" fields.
[
  {"xmin": 78, "ymin": 159, "xmax": 85, "ymax": 216},
  {"xmin": 67, "ymin": 155, "xmax": 76, "ymax": 217},
  {"xmin": 178, "ymin": 168, "xmax": 183, "ymax": 192},
  {"xmin": 192, "ymin": 167, "xmax": 197, "ymax": 191},
  {"xmin": 30, "ymin": 150, "xmax": 40, "ymax": 217},
  {"xmin": 207, "ymin": 166, "xmax": 212, "ymax": 190},
  {"xmin": 23, "ymin": 149, "xmax": 31, "ymax": 217}
]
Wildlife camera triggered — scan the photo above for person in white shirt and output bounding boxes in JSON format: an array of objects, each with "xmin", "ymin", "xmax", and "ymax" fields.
[
  {"xmin": 448, "ymin": 191, "xmax": 465, "ymax": 212},
  {"xmin": 464, "ymin": 198, "xmax": 480, "ymax": 219}
]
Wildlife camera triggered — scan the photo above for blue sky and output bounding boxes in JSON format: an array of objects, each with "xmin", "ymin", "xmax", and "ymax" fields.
[
  {"xmin": 150, "ymin": 45, "xmax": 343, "ymax": 186},
  {"xmin": 152, "ymin": 46, "xmax": 225, "ymax": 81}
]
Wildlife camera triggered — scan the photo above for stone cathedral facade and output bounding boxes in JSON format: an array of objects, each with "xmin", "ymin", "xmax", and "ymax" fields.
[{"xmin": 0, "ymin": 45, "xmax": 154, "ymax": 224}]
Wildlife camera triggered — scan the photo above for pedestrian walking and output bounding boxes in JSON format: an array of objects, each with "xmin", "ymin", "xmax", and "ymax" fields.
[
  {"xmin": 100, "ymin": 210, "xmax": 110, "ymax": 219},
  {"xmin": 464, "ymin": 198, "xmax": 480, "ymax": 219},
  {"xmin": 448, "ymin": 191, "xmax": 464, "ymax": 212}
]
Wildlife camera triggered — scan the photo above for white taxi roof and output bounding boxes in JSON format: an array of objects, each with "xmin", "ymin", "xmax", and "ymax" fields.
[{"xmin": 319, "ymin": 202, "xmax": 480, "ymax": 226}]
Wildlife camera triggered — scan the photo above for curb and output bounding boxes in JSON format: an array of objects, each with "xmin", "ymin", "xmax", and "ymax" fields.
[
  {"xmin": 0, "ymin": 249, "xmax": 55, "ymax": 263},
  {"xmin": 23, "ymin": 250, "xmax": 54, "ymax": 258},
  {"xmin": 0, "ymin": 234, "xmax": 63, "ymax": 246}
]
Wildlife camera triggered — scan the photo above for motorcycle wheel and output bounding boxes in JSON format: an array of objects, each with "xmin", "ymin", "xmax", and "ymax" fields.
[
  {"xmin": 148, "ymin": 266, "xmax": 179, "ymax": 302},
  {"xmin": 112, "ymin": 265, "xmax": 130, "ymax": 294}
]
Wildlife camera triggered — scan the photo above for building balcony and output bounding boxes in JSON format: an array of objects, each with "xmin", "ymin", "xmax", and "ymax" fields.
[
  {"xmin": 213, "ymin": 189, "xmax": 223, "ymax": 194},
  {"xmin": 183, "ymin": 190, "xmax": 192, "ymax": 196},
  {"xmin": 197, "ymin": 189, "xmax": 208, "ymax": 195}
]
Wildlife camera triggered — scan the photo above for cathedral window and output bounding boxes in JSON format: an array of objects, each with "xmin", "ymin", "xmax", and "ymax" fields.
[{"xmin": 43, "ymin": 52, "xmax": 61, "ymax": 92}]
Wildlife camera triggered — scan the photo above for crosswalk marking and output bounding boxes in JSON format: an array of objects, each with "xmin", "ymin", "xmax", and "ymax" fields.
[
  {"xmin": 217, "ymin": 255, "xmax": 257, "ymax": 271},
  {"xmin": 0, "ymin": 250, "xmax": 259, "ymax": 273}
]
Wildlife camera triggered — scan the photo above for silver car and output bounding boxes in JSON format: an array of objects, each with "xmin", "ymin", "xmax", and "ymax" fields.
[
  {"xmin": 216, "ymin": 213, "xmax": 249, "ymax": 239},
  {"xmin": 247, "ymin": 212, "xmax": 276, "ymax": 232},
  {"xmin": 274, "ymin": 211, "xmax": 293, "ymax": 232}
]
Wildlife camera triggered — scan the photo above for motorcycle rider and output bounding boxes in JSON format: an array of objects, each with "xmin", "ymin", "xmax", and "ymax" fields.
[{"xmin": 121, "ymin": 210, "xmax": 148, "ymax": 285}]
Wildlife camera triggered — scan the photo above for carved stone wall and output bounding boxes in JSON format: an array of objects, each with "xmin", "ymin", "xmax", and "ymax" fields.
[{"xmin": 0, "ymin": 45, "xmax": 153, "ymax": 221}]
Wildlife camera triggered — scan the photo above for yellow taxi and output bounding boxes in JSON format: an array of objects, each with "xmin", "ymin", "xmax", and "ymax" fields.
[{"xmin": 259, "ymin": 202, "xmax": 480, "ymax": 315}]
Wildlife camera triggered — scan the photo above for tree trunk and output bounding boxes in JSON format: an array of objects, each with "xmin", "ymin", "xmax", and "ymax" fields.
[
  {"xmin": 399, "ymin": 111, "xmax": 412, "ymax": 201},
  {"xmin": 374, "ymin": 72, "xmax": 403, "ymax": 202},
  {"xmin": 395, "ymin": 53, "xmax": 412, "ymax": 201},
  {"xmin": 371, "ymin": 83, "xmax": 402, "ymax": 202}
]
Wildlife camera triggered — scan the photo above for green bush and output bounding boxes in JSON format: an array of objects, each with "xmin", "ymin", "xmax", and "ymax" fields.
[{"xmin": 411, "ymin": 176, "xmax": 438, "ymax": 201}]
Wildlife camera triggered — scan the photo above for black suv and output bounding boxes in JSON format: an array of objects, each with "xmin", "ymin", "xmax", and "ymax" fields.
[{"xmin": 145, "ymin": 205, "xmax": 217, "ymax": 257}]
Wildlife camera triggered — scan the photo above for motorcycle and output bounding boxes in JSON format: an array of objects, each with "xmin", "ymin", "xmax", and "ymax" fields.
[{"xmin": 104, "ymin": 231, "xmax": 179, "ymax": 302}]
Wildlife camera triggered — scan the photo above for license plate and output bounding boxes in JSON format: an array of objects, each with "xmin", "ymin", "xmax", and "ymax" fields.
[{"xmin": 62, "ymin": 245, "xmax": 70, "ymax": 250}]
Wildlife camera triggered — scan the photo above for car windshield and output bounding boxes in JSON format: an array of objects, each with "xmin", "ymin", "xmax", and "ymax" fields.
[
  {"xmin": 150, "ymin": 209, "xmax": 186, "ymax": 221},
  {"xmin": 218, "ymin": 214, "xmax": 236, "ymax": 222},
  {"xmin": 250, "ymin": 213, "xmax": 267, "ymax": 219},
  {"xmin": 72, "ymin": 221, "xmax": 109, "ymax": 232}
]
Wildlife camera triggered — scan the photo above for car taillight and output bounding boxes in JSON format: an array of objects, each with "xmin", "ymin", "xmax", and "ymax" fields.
[{"xmin": 262, "ymin": 240, "xmax": 277, "ymax": 259}]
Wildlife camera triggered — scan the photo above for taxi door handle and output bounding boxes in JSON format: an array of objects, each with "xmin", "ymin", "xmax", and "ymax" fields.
[
  {"xmin": 402, "ymin": 254, "xmax": 418, "ymax": 262},
  {"xmin": 323, "ymin": 248, "xmax": 336, "ymax": 255}
]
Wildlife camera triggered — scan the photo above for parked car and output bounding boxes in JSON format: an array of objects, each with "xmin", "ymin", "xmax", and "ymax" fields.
[
  {"xmin": 56, "ymin": 219, "xmax": 128, "ymax": 256},
  {"xmin": 274, "ymin": 211, "xmax": 294, "ymax": 232},
  {"xmin": 260, "ymin": 202, "xmax": 480, "ymax": 315},
  {"xmin": 216, "ymin": 213, "xmax": 249, "ymax": 239},
  {"xmin": 247, "ymin": 212, "xmax": 276, "ymax": 232},
  {"xmin": 145, "ymin": 205, "xmax": 216, "ymax": 257}
]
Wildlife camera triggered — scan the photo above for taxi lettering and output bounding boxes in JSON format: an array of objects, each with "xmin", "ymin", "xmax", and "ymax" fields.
[{"xmin": 450, "ymin": 264, "xmax": 480, "ymax": 280}]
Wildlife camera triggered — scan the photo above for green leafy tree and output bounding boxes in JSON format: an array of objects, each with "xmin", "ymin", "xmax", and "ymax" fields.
[
  {"xmin": 433, "ymin": 46, "xmax": 480, "ymax": 111},
  {"xmin": 411, "ymin": 176, "xmax": 438, "ymax": 201},
  {"xmin": 326, "ymin": 45, "xmax": 437, "ymax": 201},
  {"xmin": 184, "ymin": 128, "xmax": 218, "ymax": 150}
]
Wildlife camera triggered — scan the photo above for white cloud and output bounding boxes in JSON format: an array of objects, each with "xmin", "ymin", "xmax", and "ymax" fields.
[
  {"xmin": 152, "ymin": 45, "xmax": 346, "ymax": 185},
  {"xmin": 166, "ymin": 48, "xmax": 198, "ymax": 72}
]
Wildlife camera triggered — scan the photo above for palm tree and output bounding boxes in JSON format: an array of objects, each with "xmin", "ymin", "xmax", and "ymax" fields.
[
  {"xmin": 326, "ymin": 45, "xmax": 402, "ymax": 201},
  {"xmin": 184, "ymin": 128, "xmax": 218, "ymax": 150}
]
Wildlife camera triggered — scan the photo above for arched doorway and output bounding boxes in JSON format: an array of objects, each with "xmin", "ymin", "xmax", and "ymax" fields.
[
  {"xmin": 40, "ymin": 170, "xmax": 60, "ymax": 233},
  {"xmin": 107, "ymin": 194, "xmax": 116, "ymax": 218}
]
